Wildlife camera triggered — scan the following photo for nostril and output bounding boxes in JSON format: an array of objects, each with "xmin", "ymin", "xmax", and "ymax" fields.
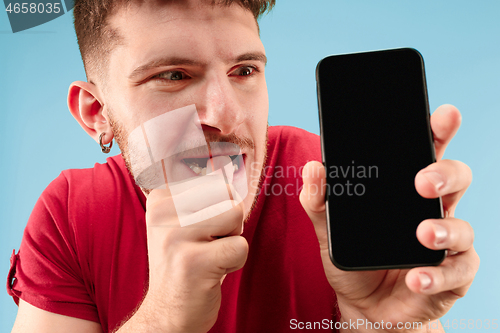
[{"xmin": 201, "ymin": 124, "xmax": 222, "ymax": 135}]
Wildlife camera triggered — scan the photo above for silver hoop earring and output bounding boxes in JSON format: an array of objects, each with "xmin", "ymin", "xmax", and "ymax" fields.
[{"xmin": 99, "ymin": 132, "xmax": 113, "ymax": 154}]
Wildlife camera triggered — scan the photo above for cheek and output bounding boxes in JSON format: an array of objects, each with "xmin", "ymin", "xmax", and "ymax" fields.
[
  {"xmin": 146, "ymin": 90, "xmax": 198, "ymax": 112},
  {"xmin": 118, "ymin": 94, "xmax": 195, "ymax": 134},
  {"xmin": 256, "ymin": 78, "xmax": 269, "ymax": 120},
  {"xmin": 253, "ymin": 86, "xmax": 269, "ymax": 141},
  {"xmin": 243, "ymin": 79, "xmax": 269, "ymax": 126}
]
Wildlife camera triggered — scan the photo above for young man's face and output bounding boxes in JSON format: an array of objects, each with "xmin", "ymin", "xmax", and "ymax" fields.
[{"xmin": 102, "ymin": 0, "xmax": 269, "ymax": 216}]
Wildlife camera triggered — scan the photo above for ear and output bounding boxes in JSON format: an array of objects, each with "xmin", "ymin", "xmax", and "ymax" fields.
[{"xmin": 67, "ymin": 81, "xmax": 113, "ymax": 145}]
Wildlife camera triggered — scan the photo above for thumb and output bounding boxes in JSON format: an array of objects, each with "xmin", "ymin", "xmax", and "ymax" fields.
[{"xmin": 299, "ymin": 161, "xmax": 328, "ymax": 247}]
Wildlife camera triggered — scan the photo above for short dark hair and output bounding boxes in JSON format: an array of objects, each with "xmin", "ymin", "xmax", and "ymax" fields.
[{"xmin": 73, "ymin": 0, "xmax": 275, "ymax": 85}]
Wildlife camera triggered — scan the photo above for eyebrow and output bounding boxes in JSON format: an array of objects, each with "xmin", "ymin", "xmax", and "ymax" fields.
[
  {"xmin": 128, "ymin": 52, "xmax": 267, "ymax": 80},
  {"xmin": 235, "ymin": 52, "xmax": 267, "ymax": 65}
]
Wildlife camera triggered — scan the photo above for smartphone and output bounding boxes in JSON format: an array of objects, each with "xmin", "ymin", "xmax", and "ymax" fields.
[{"xmin": 316, "ymin": 48, "xmax": 446, "ymax": 270}]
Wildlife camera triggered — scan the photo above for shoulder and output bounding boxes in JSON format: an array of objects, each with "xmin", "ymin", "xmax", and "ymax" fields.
[
  {"xmin": 54, "ymin": 155, "xmax": 145, "ymax": 208},
  {"xmin": 268, "ymin": 125, "xmax": 319, "ymax": 143},
  {"xmin": 59, "ymin": 154, "xmax": 135, "ymax": 191},
  {"xmin": 43, "ymin": 155, "xmax": 129, "ymax": 190},
  {"xmin": 267, "ymin": 126, "xmax": 321, "ymax": 164},
  {"xmin": 33, "ymin": 154, "xmax": 145, "ymax": 243},
  {"xmin": 10, "ymin": 155, "xmax": 139, "ymax": 323}
]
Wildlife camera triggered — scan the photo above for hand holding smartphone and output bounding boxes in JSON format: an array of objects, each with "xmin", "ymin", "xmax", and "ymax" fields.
[{"xmin": 316, "ymin": 48, "xmax": 446, "ymax": 270}]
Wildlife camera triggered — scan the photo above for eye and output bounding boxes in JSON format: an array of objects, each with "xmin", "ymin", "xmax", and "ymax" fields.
[
  {"xmin": 153, "ymin": 71, "xmax": 189, "ymax": 81},
  {"xmin": 230, "ymin": 66, "xmax": 257, "ymax": 77}
]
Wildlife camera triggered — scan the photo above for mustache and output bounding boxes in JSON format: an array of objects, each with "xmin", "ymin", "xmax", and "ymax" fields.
[
  {"xmin": 204, "ymin": 132, "xmax": 254, "ymax": 150},
  {"xmin": 171, "ymin": 132, "xmax": 255, "ymax": 159}
]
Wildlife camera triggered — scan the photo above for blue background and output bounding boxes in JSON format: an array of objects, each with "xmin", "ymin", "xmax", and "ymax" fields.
[{"xmin": 1, "ymin": 1, "xmax": 499, "ymax": 331}]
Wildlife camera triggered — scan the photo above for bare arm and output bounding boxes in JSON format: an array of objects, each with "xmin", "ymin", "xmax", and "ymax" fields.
[{"xmin": 12, "ymin": 299, "xmax": 103, "ymax": 333}]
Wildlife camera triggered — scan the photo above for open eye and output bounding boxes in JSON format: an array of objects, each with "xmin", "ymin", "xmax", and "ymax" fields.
[
  {"xmin": 153, "ymin": 71, "xmax": 189, "ymax": 81},
  {"xmin": 230, "ymin": 66, "xmax": 257, "ymax": 77}
]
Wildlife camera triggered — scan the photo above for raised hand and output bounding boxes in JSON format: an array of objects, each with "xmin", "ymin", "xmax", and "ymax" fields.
[{"xmin": 300, "ymin": 105, "xmax": 479, "ymax": 332}]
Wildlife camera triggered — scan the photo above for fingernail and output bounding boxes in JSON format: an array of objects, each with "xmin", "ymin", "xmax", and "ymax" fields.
[
  {"xmin": 423, "ymin": 171, "xmax": 445, "ymax": 191},
  {"xmin": 434, "ymin": 224, "xmax": 447, "ymax": 246},
  {"xmin": 436, "ymin": 107, "xmax": 449, "ymax": 115},
  {"xmin": 419, "ymin": 273, "xmax": 432, "ymax": 291}
]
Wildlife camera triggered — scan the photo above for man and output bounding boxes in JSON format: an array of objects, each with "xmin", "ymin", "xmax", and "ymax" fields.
[{"xmin": 8, "ymin": 0, "xmax": 478, "ymax": 332}]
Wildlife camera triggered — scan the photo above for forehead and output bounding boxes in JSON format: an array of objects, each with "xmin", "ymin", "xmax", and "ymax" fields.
[{"xmin": 108, "ymin": 1, "xmax": 262, "ymax": 71}]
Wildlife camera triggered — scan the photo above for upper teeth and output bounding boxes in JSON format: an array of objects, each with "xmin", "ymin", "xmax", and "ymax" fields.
[{"xmin": 187, "ymin": 163, "xmax": 206, "ymax": 175}]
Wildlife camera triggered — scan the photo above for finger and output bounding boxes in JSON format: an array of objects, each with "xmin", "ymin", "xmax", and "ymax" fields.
[
  {"xmin": 146, "ymin": 180, "xmax": 239, "ymax": 226},
  {"xmin": 183, "ymin": 200, "xmax": 244, "ymax": 233},
  {"xmin": 414, "ymin": 159, "xmax": 472, "ymax": 215},
  {"xmin": 405, "ymin": 247, "xmax": 480, "ymax": 297},
  {"xmin": 299, "ymin": 161, "xmax": 328, "ymax": 243},
  {"xmin": 148, "ymin": 198, "xmax": 244, "ymax": 246},
  {"xmin": 206, "ymin": 235, "xmax": 249, "ymax": 275},
  {"xmin": 146, "ymin": 188, "xmax": 173, "ymax": 211},
  {"xmin": 430, "ymin": 104, "xmax": 462, "ymax": 161},
  {"xmin": 228, "ymin": 183, "xmax": 244, "ymax": 204},
  {"xmin": 172, "ymin": 178, "xmax": 238, "ymax": 214},
  {"xmin": 146, "ymin": 190, "xmax": 180, "ymax": 227},
  {"xmin": 180, "ymin": 200, "xmax": 244, "ymax": 241},
  {"xmin": 416, "ymin": 218, "xmax": 474, "ymax": 252}
]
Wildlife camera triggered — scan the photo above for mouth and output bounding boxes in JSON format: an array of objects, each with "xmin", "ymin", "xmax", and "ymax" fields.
[{"xmin": 183, "ymin": 154, "xmax": 243, "ymax": 176}]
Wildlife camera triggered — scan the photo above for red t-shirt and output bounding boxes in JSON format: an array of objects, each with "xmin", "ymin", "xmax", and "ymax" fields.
[{"xmin": 7, "ymin": 126, "xmax": 340, "ymax": 332}]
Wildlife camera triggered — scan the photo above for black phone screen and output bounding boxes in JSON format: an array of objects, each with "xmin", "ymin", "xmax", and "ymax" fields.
[{"xmin": 316, "ymin": 48, "xmax": 445, "ymax": 270}]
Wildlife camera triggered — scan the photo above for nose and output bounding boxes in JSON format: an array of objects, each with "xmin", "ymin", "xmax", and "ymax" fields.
[{"xmin": 197, "ymin": 72, "xmax": 244, "ymax": 135}]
